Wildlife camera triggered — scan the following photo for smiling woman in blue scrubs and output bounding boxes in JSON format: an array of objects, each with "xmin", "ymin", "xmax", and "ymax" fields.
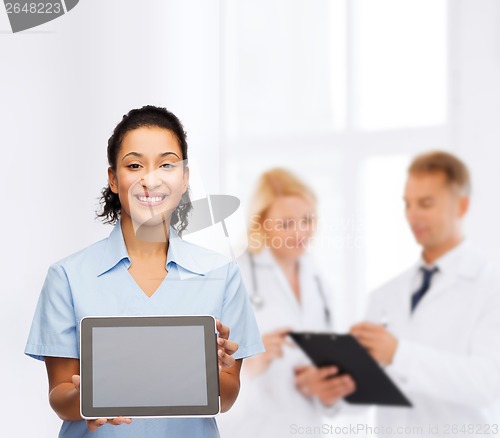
[{"xmin": 25, "ymin": 105, "xmax": 264, "ymax": 437}]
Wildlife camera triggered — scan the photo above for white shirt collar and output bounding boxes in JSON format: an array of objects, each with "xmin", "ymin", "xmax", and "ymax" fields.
[
  {"xmin": 418, "ymin": 240, "xmax": 467, "ymax": 272},
  {"xmin": 416, "ymin": 239, "xmax": 486, "ymax": 279}
]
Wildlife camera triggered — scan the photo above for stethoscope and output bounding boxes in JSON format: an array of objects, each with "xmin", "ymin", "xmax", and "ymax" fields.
[{"xmin": 248, "ymin": 252, "xmax": 331, "ymax": 326}]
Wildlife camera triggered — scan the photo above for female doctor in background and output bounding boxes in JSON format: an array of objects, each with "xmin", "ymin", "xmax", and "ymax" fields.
[{"xmin": 218, "ymin": 168, "xmax": 355, "ymax": 438}]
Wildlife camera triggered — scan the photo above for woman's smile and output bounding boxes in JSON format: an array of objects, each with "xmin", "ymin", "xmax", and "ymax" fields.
[{"xmin": 133, "ymin": 191, "xmax": 168, "ymax": 207}]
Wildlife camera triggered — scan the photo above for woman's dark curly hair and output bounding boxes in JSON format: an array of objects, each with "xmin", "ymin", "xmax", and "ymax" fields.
[{"xmin": 96, "ymin": 105, "xmax": 192, "ymax": 234}]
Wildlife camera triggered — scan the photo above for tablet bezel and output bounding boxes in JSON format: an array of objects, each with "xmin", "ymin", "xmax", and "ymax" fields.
[{"xmin": 80, "ymin": 315, "xmax": 220, "ymax": 419}]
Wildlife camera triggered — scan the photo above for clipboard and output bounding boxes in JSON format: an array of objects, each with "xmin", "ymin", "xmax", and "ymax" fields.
[{"xmin": 289, "ymin": 332, "xmax": 412, "ymax": 407}]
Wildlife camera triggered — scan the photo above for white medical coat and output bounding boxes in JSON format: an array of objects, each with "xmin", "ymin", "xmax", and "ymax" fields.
[
  {"xmin": 217, "ymin": 249, "xmax": 333, "ymax": 438},
  {"xmin": 365, "ymin": 242, "xmax": 500, "ymax": 437}
]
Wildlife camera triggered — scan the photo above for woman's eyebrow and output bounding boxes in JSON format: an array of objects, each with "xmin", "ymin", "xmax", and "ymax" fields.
[
  {"xmin": 159, "ymin": 151, "xmax": 181, "ymax": 159},
  {"xmin": 122, "ymin": 152, "xmax": 141, "ymax": 161},
  {"xmin": 121, "ymin": 151, "xmax": 181, "ymax": 161}
]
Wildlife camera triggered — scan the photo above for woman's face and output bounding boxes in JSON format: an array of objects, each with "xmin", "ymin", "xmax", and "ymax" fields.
[
  {"xmin": 108, "ymin": 126, "xmax": 188, "ymax": 228},
  {"xmin": 262, "ymin": 195, "xmax": 316, "ymax": 259}
]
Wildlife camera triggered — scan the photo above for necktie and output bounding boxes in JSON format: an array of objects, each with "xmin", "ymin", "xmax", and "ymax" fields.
[{"xmin": 411, "ymin": 267, "xmax": 438, "ymax": 312}]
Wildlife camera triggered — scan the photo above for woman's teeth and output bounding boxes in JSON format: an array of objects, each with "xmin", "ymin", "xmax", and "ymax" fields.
[{"xmin": 138, "ymin": 196, "xmax": 164, "ymax": 203}]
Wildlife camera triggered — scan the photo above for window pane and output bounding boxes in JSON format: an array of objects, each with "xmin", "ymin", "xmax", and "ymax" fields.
[
  {"xmin": 360, "ymin": 155, "xmax": 420, "ymax": 293},
  {"xmin": 353, "ymin": 0, "xmax": 447, "ymax": 130},
  {"xmin": 222, "ymin": 0, "xmax": 347, "ymax": 138}
]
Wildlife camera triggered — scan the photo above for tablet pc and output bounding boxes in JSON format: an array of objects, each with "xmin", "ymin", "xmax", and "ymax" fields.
[
  {"xmin": 80, "ymin": 315, "xmax": 220, "ymax": 419},
  {"xmin": 289, "ymin": 332, "xmax": 412, "ymax": 407}
]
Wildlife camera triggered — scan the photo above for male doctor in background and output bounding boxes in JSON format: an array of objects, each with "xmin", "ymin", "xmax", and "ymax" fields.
[{"xmin": 351, "ymin": 151, "xmax": 500, "ymax": 437}]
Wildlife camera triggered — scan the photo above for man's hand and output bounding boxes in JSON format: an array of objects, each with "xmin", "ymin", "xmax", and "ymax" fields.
[
  {"xmin": 350, "ymin": 322, "xmax": 398, "ymax": 366},
  {"xmin": 294, "ymin": 365, "xmax": 356, "ymax": 406}
]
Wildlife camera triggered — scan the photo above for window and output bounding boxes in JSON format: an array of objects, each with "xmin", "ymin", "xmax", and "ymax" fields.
[{"xmin": 221, "ymin": 0, "xmax": 449, "ymax": 326}]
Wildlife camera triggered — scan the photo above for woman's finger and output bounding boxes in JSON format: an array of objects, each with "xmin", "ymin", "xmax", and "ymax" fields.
[
  {"xmin": 86, "ymin": 417, "xmax": 132, "ymax": 430},
  {"xmin": 317, "ymin": 375, "xmax": 353, "ymax": 396},
  {"xmin": 264, "ymin": 342, "xmax": 285, "ymax": 358},
  {"xmin": 71, "ymin": 375, "xmax": 80, "ymax": 392},
  {"xmin": 317, "ymin": 366, "xmax": 339, "ymax": 380},
  {"xmin": 294, "ymin": 367, "xmax": 315, "ymax": 386},
  {"xmin": 217, "ymin": 337, "xmax": 239, "ymax": 355},
  {"xmin": 218, "ymin": 349, "xmax": 235, "ymax": 370},
  {"xmin": 86, "ymin": 418, "xmax": 107, "ymax": 431},
  {"xmin": 107, "ymin": 417, "xmax": 132, "ymax": 426},
  {"xmin": 216, "ymin": 320, "xmax": 230, "ymax": 340}
]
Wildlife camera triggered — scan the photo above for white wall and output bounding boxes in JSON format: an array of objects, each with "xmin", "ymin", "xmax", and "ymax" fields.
[{"xmin": 450, "ymin": 0, "xmax": 500, "ymax": 264}]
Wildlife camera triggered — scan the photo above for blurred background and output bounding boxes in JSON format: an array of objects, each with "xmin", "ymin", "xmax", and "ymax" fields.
[{"xmin": 1, "ymin": 0, "xmax": 500, "ymax": 435}]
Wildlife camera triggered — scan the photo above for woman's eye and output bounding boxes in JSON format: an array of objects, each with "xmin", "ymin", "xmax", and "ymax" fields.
[
  {"xmin": 161, "ymin": 163, "xmax": 176, "ymax": 169},
  {"xmin": 127, "ymin": 163, "xmax": 141, "ymax": 169}
]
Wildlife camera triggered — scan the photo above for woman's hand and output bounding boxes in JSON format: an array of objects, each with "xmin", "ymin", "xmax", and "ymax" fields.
[
  {"xmin": 216, "ymin": 320, "xmax": 239, "ymax": 370},
  {"xmin": 243, "ymin": 327, "xmax": 292, "ymax": 376},
  {"xmin": 72, "ymin": 375, "xmax": 132, "ymax": 431},
  {"xmin": 216, "ymin": 321, "xmax": 243, "ymax": 413},
  {"xmin": 294, "ymin": 365, "xmax": 356, "ymax": 406}
]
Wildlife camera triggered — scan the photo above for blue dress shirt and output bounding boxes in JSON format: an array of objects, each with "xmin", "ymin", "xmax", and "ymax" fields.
[{"xmin": 25, "ymin": 221, "xmax": 264, "ymax": 438}]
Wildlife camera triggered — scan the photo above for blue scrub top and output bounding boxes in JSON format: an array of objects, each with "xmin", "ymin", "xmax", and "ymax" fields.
[{"xmin": 25, "ymin": 221, "xmax": 264, "ymax": 438}]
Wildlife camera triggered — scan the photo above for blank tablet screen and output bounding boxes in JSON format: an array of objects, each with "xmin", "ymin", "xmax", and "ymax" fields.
[
  {"xmin": 92, "ymin": 326, "xmax": 207, "ymax": 407},
  {"xmin": 80, "ymin": 316, "xmax": 220, "ymax": 418}
]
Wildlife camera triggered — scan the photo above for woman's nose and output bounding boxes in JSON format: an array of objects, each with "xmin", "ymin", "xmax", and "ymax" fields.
[{"xmin": 140, "ymin": 170, "xmax": 162, "ymax": 190}]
